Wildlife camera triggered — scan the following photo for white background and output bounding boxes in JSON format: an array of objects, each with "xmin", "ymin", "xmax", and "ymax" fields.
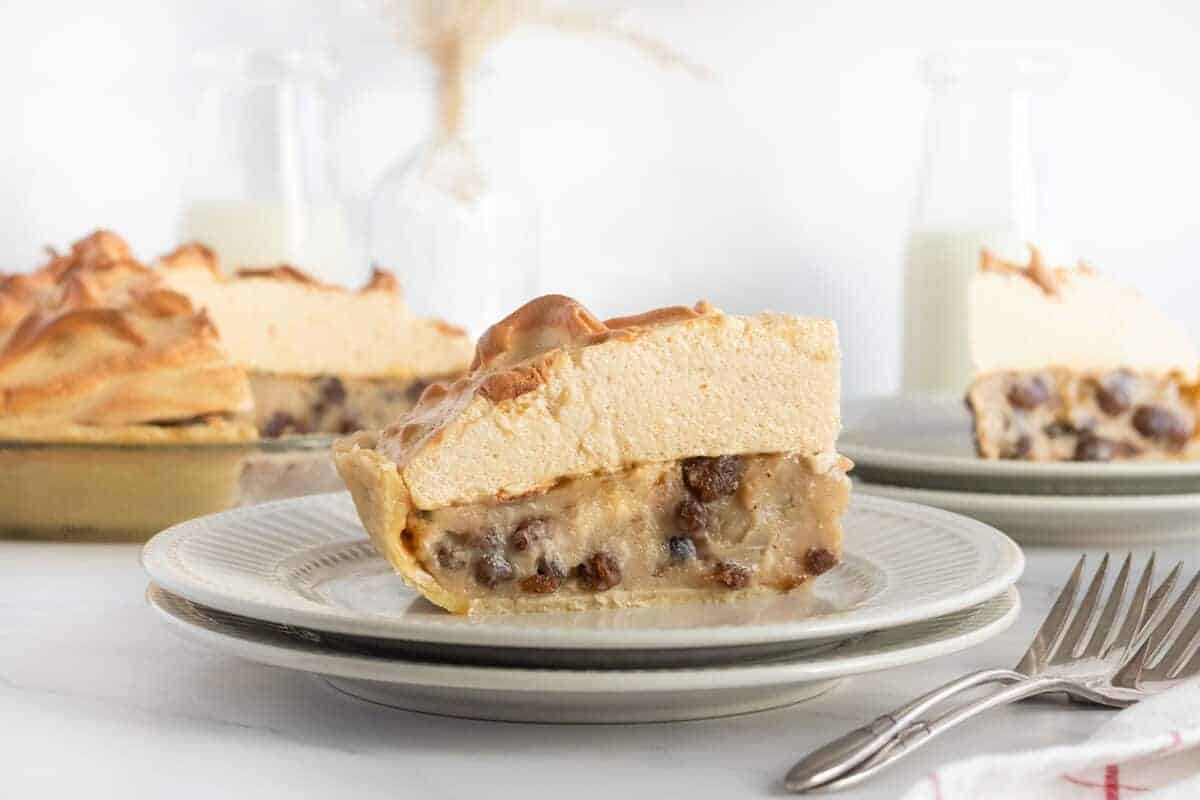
[{"xmin": 1, "ymin": 0, "xmax": 1198, "ymax": 396}]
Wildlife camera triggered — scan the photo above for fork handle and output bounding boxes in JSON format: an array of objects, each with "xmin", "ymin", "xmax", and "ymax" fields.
[
  {"xmin": 806, "ymin": 675, "xmax": 1066, "ymax": 792},
  {"xmin": 784, "ymin": 667, "xmax": 1020, "ymax": 792}
]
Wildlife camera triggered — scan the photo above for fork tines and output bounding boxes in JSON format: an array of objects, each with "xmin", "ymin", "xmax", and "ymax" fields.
[
  {"xmin": 1019, "ymin": 552, "xmax": 1161, "ymax": 674},
  {"xmin": 1115, "ymin": 562, "xmax": 1200, "ymax": 687}
]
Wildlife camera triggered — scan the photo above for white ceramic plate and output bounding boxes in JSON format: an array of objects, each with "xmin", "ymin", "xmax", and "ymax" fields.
[
  {"xmin": 147, "ymin": 584, "xmax": 1020, "ymax": 724},
  {"xmin": 843, "ymin": 394, "xmax": 1200, "ymax": 496},
  {"xmin": 141, "ymin": 492, "xmax": 1022, "ymax": 663},
  {"xmin": 855, "ymin": 481, "xmax": 1200, "ymax": 544}
]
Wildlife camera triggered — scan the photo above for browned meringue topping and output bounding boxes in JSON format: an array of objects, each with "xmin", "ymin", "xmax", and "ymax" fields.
[
  {"xmin": 979, "ymin": 245, "xmax": 1096, "ymax": 297},
  {"xmin": 385, "ymin": 295, "xmax": 719, "ymax": 467},
  {"xmin": 604, "ymin": 301, "xmax": 714, "ymax": 331},
  {"xmin": 137, "ymin": 288, "xmax": 198, "ymax": 318},
  {"xmin": 1, "ymin": 231, "xmax": 144, "ymax": 334},
  {"xmin": 234, "ymin": 264, "xmax": 327, "ymax": 287},
  {"xmin": 2, "ymin": 307, "xmax": 145, "ymax": 365},
  {"xmin": 162, "ymin": 244, "xmax": 414, "ymax": 299},
  {"xmin": 158, "ymin": 242, "xmax": 222, "ymax": 277},
  {"xmin": 472, "ymin": 294, "xmax": 610, "ymax": 373},
  {"xmin": 470, "ymin": 296, "xmax": 715, "ymax": 376},
  {"xmin": 0, "ymin": 231, "xmax": 252, "ymax": 426},
  {"xmin": 363, "ymin": 268, "xmax": 400, "ymax": 293},
  {"xmin": 0, "ymin": 273, "xmax": 54, "ymax": 330},
  {"xmin": 43, "ymin": 229, "xmax": 132, "ymax": 278},
  {"xmin": 58, "ymin": 260, "xmax": 156, "ymax": 310}
]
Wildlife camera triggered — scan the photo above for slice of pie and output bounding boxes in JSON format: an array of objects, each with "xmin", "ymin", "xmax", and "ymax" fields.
[
  {"xmin": 334, "ymin": 294, "xmax": 851, "ymax": 614},
  {"xmin": 159, "ymin": 245, "xmax": 474, "ymax": 437},
  {"xmin": 966, "ymin": 247, "xmax": 1200, "ymax": 461}
]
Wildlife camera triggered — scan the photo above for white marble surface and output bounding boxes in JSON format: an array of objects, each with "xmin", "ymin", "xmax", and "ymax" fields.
[{"xmin": 1, "ymin": 538, "xmax": 1187, "ymax": 799}]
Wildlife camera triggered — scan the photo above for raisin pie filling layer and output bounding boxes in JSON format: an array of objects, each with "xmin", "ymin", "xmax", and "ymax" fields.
[
  {"xmin": 409, "ymin": 453, "xmax": 849, "ymax": 606},
  {"xmin": 968, "ymin": 369, "xmax": 1197, "ymax": 462},
  {"xmin": 249, "ymin": 374, "xmax": 443, "ymax": 437}
]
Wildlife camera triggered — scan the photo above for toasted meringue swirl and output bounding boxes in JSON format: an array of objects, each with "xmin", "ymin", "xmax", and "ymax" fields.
[{"xmin": 0, "ymin": 231, "xmax": 253, "ymax": 426}]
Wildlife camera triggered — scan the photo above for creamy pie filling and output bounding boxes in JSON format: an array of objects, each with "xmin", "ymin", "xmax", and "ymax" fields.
[
  {"xmin": 967, "ymin": 368, "xmax": 1198, "ymax": 461},
  {"xmin": 405, "ymin": 452, "xmax": 849, "ymax": 603},
  {"xmin": 249, "ymin": 373, "xmax": 445, "ymax": 437}
]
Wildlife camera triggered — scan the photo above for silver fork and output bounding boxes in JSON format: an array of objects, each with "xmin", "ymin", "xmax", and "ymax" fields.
[
  {"xmin": 804, "ymin": 559, "xmax": 1200, "ymax": 792},
  {"xmin": 785, "ymin": 553, "xmax": 1179, "ymax": 793},
  {"xmin": 787, "ymin": 556, "xmax": 1200, "ymax": 796}
]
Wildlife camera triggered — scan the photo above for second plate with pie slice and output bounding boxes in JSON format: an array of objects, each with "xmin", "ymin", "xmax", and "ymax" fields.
[
  {"xmin": 843, "ymin": 394, "xmax": 1200, "ymax": 495},
  {"xmin": 141, "ymin": 491, "xmax": 1021, "ymax": 668}
]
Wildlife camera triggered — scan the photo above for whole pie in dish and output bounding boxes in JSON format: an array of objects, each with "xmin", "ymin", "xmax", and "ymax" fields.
[
  {"xmin": 966, "ymin": 247, "xmax": 1200, "ymax": 462},
  {"xmin": 335, "ymin": 294, "xmax": 851, "ymax": 614},
  {"xmin": 159, "ymin": 243, "xmax": 474, "ymax": 436},
  {"xmin": 0, "ymin": 230, "xmax": 473, "ymax": 539}
]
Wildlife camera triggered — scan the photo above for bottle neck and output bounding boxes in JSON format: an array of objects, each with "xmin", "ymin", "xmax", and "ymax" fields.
[{"xmin": 913, "ymin": 82, "xmax": 1042, "ymax": 237}]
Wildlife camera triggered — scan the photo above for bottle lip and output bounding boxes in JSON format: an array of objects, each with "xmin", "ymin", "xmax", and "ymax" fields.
[
  {"xmin": 192, "ymin": 47, "xmax": 339, "ymax": 85},
  {"xmin": 922, "ymin": 49, "xmax": 1067, "ymax": 90}
]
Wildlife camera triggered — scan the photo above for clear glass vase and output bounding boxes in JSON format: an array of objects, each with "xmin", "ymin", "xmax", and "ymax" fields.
[
  {"xmin": 367, "ymin": 133, "xmax": 540, "ymax": 336},
  {"xmin": 179, "ymin": 48, "xmax": 355, "ymax": 284},
  {"xmin": 901, "ymin": 51, "xmax": 1066, "ymax": 393}
]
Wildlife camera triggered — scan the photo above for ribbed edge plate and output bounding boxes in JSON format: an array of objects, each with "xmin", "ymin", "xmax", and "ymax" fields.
[
  {"xmin": 147, "ymin": 584, "xmax": 1019, "ymax": 723},
  {"xmin": 142, "ymin": 491, "xmax": 1022, "ymax": 651}
]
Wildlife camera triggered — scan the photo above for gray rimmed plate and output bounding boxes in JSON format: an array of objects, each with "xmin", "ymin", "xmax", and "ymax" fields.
[
  {"xmin": 141, "ymin": 491, "xmax": 1022, "ymax": 668},
  {"xmin": 844, "ymin": 394, "xmax": 1200, "ymax": 495},
  {"xmin": 855, "ymin": 481, "xmax": 1200, "ymax": 544},
  {"xmin": 147, "ymin": 584, "xmax": 1019, "ymax": 724}
]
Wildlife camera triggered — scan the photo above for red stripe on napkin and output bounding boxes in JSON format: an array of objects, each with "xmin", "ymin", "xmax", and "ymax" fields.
[
  {"xmin": 1061, "ymin": 773, "xmax": 1148, "ymax": 793},
  {"xmin": 1105, "ymin": 764, "xmax": 1120, "ymax": 800}
]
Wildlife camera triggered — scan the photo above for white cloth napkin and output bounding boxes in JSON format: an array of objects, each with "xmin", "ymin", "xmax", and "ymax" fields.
[{"xmin": 901, "ymin": 678, "xmax": 1200, "ymax": 799}]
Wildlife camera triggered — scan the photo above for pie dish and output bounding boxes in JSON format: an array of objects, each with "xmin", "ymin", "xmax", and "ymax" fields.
[
  {"xmin": 0, "ymin": 436, "xmax": 339, "ymax": 541},
  {"xmin": 158, "ymin": 243, "xmax": 474, "ymax": 436},
  {"xmin": 966, "ymin": 247, "xmax": 1200, "ymax": 462},
  {"xmin": 335, "ymin": 294, "xmax": 851, "ymax": 614}
]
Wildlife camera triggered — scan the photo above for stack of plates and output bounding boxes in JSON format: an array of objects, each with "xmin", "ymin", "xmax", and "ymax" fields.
[
  {"xmin": 846, "ymin": 395, "xmax": 1200, "ymax": 543},
  {"xmin": 142, "ymin": 492, "xmax": 1022, "ymax": 723}
]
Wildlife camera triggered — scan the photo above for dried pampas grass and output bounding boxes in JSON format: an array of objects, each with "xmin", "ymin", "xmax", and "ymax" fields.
[{"xmin": 388, "ymin": 0, "xmax": 710, "ymax": 143}]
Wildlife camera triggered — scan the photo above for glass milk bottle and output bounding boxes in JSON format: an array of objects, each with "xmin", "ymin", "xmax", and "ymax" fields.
[
  {"xmin": 902, "ymin": 51, "xmax": 1065, "ymax": 393},
  {"xmin": 180, "ymin": 49, "xmax": 355, "ymax": 285}
]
